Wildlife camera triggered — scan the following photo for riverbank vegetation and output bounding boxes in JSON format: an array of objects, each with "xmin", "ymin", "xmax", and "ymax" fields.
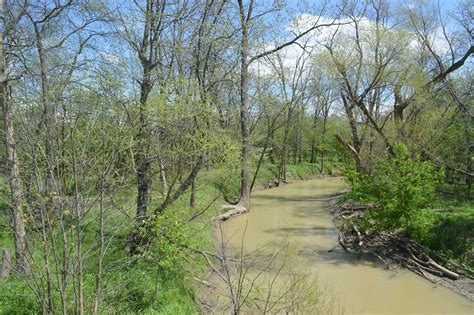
[
  {"xmin": 338, "ymin": 142, "xmax": 473, "ymax": 284},
  {"xmin": 0, "ymin": 0, "xmax": 472, "ymax": 313},
  {"xmin": 0, "ymin": 163, "xmax": 323, "ymax": 313}
]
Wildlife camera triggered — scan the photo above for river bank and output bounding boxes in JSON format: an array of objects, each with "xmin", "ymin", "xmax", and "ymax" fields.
[
  {"xmin": 331, "ymin": 200, "xmax": 474, "ymax": 302},
  {"xmin": 219, "ymin": 174, "xmax": 474, "ymax": 303}
]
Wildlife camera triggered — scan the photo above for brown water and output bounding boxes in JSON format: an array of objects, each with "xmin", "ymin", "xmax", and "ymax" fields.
[{"xmin": 221, "ymin": 177, "xmax": 473, "ymax": 314}]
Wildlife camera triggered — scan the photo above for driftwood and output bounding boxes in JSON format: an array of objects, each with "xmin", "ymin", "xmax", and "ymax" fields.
[
  {"xmin": 336, "ymin": 203, "xmax": 371, "ymax": 220},
  {"xmin": 341, "ymin": 204, "xmax": 373, "ymax": 211},
  {"xmin": 332, "ymin": 201, "xmax": 466, "ymax": 282},
  {"xmin": 351, "ymin": 222, "xmax": 363, "ymax": 246},
  {"xmin": 338, "ymin": 233, "xmax": 354, "ymax": 253},
  {"xmin": 338, "ymin": 221, "xmax": 463, "ymax": 281},
  {"xmin": 215, "ymin": 204, "xmax": 248, "ymax": 221}
]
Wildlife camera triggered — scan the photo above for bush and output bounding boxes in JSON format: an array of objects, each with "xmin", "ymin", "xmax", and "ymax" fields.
[
  {"xmin": 345, "ymin": 143, "xmax": 444, "ymax": 231},
  {"xmin": 147, "ymin": 209, "xmax": 196, "ymax": 271}
]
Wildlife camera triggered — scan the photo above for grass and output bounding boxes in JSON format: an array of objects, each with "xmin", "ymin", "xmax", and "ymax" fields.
[
  {"xmin": 0, "ymin": 161, "xmax": 323, "ymax": 314},
  {"xmin": 408, "ymin": 199, "xmax": 474, "ymax": 267}
]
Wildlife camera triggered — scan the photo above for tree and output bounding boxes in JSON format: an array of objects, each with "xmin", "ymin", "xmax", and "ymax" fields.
[
  {"xmin": 0, "ymin": 0, "xmax": 29, "ymax": 274},
  {"xmin": 118, "ymin": 0, "xmax": 171, "ymax": 219}
]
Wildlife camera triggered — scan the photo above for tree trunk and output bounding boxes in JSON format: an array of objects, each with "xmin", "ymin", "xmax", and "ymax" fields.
[
  {"xmin": 0, "ymin": 0, "xmax": 29, "ymax": 273},
  {"xmin": 335, "ymin": 134, "xmax": 367, "ymax": 174},
  {"xmin": 279, "ymin": 106, "xmax": 291, "ymax": 184},
  {"xmin": 136, "ymin": 69, "xmax": 152, "ymax": 218},
  {"xmin": 250, "ymin": 130, "xmax": 272, "ymax": 192},
  {"xmin": 153, "ymin": 158, "xmax": 203, "ymax": 215},
  {"xmin": 71, "ymin": 130, "xmax": 84, "ymax": 315},
  {"xmin": 1, "ymin": 248, "xmax": 11, "ymax": 278},
  {"xmin": 310, "ymin": 107, "xmax": 318, "ymax": 164},
  {"xmin": 190, "ymin": 177, "xmax": 196, "ymax": 209},
  {"xmin": 320, "ymin": 115, "xmax": 327, "ymax": 173},
  {"xmin": 238, "ymin": 1, "xmax": 251, "ymax": 210},
  {"xmin": 268, "ymin": 129, "xmax": 276, "ymax": 164},
  {"xmin": 393, "ymin": 85, "xmax": 409, "ymax": 140},
  {"xmin": 355, "ymin": 98, "xmax": 394, "ymax": 156},
  {"xmin": 92, "ymin": 175, "xmax": 105, "ymax": 313},
  {"xmin": 34, "ymin": 25, "xmax": 55, "ymax": 196},
  {"xmin": 341, "ymin": 94, "xmax": 361, "ymax": 153},
  {"xmin": 159, "ymin": 157, "xmax": 168, "ymax": 198}
]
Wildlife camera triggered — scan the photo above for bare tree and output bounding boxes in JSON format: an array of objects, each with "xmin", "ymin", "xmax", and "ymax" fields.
[
  {"xmin": 0, "ymin": 0, "xmax": 29, "ymax": 274},
  {"xmin": 118, "ymin": 0, "xmax": 170, "ymax": 219}
]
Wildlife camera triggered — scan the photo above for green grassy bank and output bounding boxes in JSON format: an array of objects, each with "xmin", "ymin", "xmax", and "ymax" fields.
[{"xmin": 0, "ymin": 162, "xmax": 326, "ymax": 314}]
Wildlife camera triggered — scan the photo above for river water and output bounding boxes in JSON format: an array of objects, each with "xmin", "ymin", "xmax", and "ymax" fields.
[{"xmin": 221, "ymin": 177, "xmax": 473, "ymax": 314}]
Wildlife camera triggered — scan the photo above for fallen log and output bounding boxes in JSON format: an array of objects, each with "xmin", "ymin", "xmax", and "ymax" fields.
[
  {"xmin": 405, "ymin": 243, "xmax": 460, "ymax": 280},
  {"xmin": 215, "ymin": 204, "xmax": 248, "ymax": 221},
  {"xmin": 427, "ymin": 258, "xmax": 460, "ymax": 280},
  {"xmin": 341, "ymin": 213, "xmax": 360, "ymax": 220}
]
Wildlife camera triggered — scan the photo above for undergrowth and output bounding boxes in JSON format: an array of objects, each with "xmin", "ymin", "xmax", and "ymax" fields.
[{"xmin": 0, "ymin": 162, "xmax": 323, "ymax": 314}]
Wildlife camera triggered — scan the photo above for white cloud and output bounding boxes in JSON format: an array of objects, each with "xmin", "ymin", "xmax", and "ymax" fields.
[
  {"xmin": 251, "ymin": 14, "xmax": 363, "ymax": 76},
  {"xmin": 101, "ymin": 52, "xmax": 120, "ymax": 64},
  {"xmin": 252, "ymin": 12, "xmax": 454, "ymax": 78}
]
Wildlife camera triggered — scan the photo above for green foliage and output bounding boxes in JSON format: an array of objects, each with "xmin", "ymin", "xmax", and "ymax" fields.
[
  {"xmin": 0, "ymin": 162, "xmax": 327, "ymax": 314},
  {"xmin": 147, "ymin": 210, "xmax": 196, "ymax": 271},
  {"xmin": 0, "ymin": 187, "xmax": 13, "ymax": 250},
  {"xmin": 102, "ymin": 261, "xmax": 196, "ymax": 314},
  {"xmin": 285, "ymin": 163, "xmax": 321, "ymax": 179},
  {"xmin": 346, "ymin": 143, "xmax": 444, "ymax": 230},
  {"xmin": 342, "ymin": 168, "xmax": 376, "ymax": 203},
  {"xmin": 406, "ymin": 210, "xmax": 437, "ymax": 243},
  {"xmin": 409, "ymin": 204, "xmax": 474, "ymax": 264},
  {"xmin": 344, "ymin": 143, "xmax": 474, "ymax": 263},
  {"xmin": 426, "ymin": 209, "xmax": 473, "ymax": 263},
  {"xmin": 0, "ymin": 278, "xmax": 38, "ymax": 315}
]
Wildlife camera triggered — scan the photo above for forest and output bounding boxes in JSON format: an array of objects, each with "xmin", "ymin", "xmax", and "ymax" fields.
[{"xmin": 0, "ymin": 0, "xmax": 472, "ymax": 313}]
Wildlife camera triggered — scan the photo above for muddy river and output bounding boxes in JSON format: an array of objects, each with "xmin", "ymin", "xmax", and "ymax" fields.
[{"xmin": 221, "ymin": 177, "xmax": 473, "ymax": 314}]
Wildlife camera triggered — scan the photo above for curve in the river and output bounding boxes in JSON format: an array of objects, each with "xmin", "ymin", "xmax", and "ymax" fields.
[{"xmin": 221, "ymin": 177, "xmax": 473, "ymax": 314}]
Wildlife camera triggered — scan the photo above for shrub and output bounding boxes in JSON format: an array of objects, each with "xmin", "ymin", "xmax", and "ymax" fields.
[
  {"xmin": 141, "ymin": 207, "xmax": 199, "ymax": 272},
  {"xmin": 346, "ymin": 143, "xmax": 444, "ymax": 231}
]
